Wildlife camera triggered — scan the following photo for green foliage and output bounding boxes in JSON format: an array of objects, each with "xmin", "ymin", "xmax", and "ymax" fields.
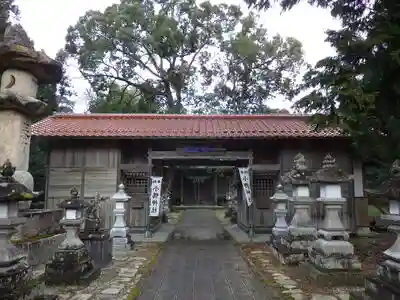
[
  {"xmin": 0, "ymin": 0, "xmax": 19, "ymax": 41},
  {"xmin": 66, "ymin": 0, "xmax": 242, "ymax": 113},
  {"xmin": 195, "ymin": 12, "xmax": 306, "ymax": 114},
  {"xmin": 87, "ymin": 83, "xmax": 159, "ymax": 113}
]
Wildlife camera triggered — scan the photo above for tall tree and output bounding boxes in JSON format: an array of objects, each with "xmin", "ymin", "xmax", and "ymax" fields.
[
  {"xmin": 247, "ymin": 0, "xmax": 397, "ymax": 186},
  {"xmin": 0, "ymin": 0, "xmax": 19, "ymax": 41},
  {"xmin": 195, "ymin": 13, "xmax": 305, "ymax": 114},
  {"xmin": 65, "ymin": 0, "xmax": 242, "ymax": 113},
  {"xmin": 37, "ymin": 49, "xmax": 75, "ymax": 114},
  {"xmin": 87, "ymin": 83, "xmax": 159, "ymax": 113}
]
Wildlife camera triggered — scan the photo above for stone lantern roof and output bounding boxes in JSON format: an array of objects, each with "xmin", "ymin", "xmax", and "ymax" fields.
[
  {"xmin": 310, "ymin": 153, "xmax": 351, "ymax": 183},
  {"xmin": 0, "ymin": 159, "xmax": 35, "ymax": 202},
  {"xmin": 58, "ymin": 187, "xmax": 86, "ymax": 209},
  {"xmin": 0, "ymin": 24, "xmax": 62, "ymax": 84},
  {"xmin": 281, "ymin": 153, "xmax": 311, "ymax": 185}
]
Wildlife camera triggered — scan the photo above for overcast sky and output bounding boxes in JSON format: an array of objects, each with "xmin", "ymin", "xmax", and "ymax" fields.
[{"xmin": 15, "ymin": 0, "xmax": 340, "ymax": 113}]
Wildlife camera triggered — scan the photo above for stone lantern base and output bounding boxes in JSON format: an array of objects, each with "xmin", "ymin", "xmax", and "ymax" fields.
[
  {"xmin": 272, "ymin": 226, "xmax": 317, "ymax": 265},
  {"xmin": 308, "ymin": 233, "xmax": 361, "ymax": 272},
  {"xmin": 351, "ymin": 225, "xmax": 400, "ymax": 300},
  {"xmin": 45, "ymin": 244, "xmax": 100, "ymax": 285},
  {"xmin": 0, "ymin": 258, "xmax": 32, "ymax": 299}
]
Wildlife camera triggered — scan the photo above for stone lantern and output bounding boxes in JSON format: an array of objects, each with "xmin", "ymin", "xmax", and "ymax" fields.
[
  {"xmin": 278, "ymin": 153, "xmax": 316, "ymax": 264},
  {"xmin": 45, "ymin": 187, "xmax": 99, "ymax": 285},
  {"xmin": 110, "ymin": 183, "xmax": 132, "ymax": 254},
  {"xmin": 0, "ymin": 24, "xmax": 62, "ymax": 211},
  {"xmin": 270, "ymin": 184, "xmax": 290, "ymax": 243},
  {"xmin": 351, "ymin": 159, "xmax": 400, "ymax": 300},
  {"xmin": 0, "ymin": 159, "xmax": 38, "ymax": 299},
  {"xmin": 308, "ymin": 154, "xmax": 361, "ymax": 272}
]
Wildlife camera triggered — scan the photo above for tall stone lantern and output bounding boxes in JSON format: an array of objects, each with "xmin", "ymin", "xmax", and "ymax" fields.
[
  {"xmin": 278, "ymin": 153, "xmax": 316, "ymax": 264},
  {"xmin": 45, "ymin": 187, "xmax": 99, "ymax": 285},
  {"xmin": 269, "ymin": 184, "xmax": 290, "ymax": 245},
  {"xmin": 351, "ymin": 159, "xmax": 400, "ymax": 300},
  {"xmin": 308, "ymin": 154, "xmax": 361, "ymax": 272},
  {"xmin": 0, "ymin": 24, "xmax": 62, "ymax": 209},
  {"xmin": 110, "ymin": 183, "xmax": 132, "ymax": 254},
  {"xmin": 0, "ymin": 159, "xmax": 38, "ymax": 299}
]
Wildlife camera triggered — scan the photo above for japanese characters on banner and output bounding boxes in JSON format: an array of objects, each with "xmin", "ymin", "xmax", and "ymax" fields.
[
  {"xmin": 149, "ymin": 176, "xmax": 163, "ymax": 217},
  {"xmin": 238, "ymin": 167, "xmax": 253, "ymax": 206}
]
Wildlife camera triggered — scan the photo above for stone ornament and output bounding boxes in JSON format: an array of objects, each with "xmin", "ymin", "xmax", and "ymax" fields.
[
  {"xmin": 45, "ymin": 186, "xmax": 99, "ymax": 285},
  {"xmin": 270, "ymin": 184, "xmax": 289, "ymax": 236},
  {"xmin": 0, "ymin": 159, "xmax": 35, "ymax": 299},
  {"xmin": 308, "ymin": 153, "xmax": 360, "ymax": 272},
  {"xmin": 0, "ymin": 24, "xmax": 62, "ymax": 84},
  {"xmin": 271, "ymin": 153, "xmax": 317, "ymax": 265},
  {"xmin": 281, "ymin": 153, "xmax": 310, "ymax": 185},
  {"xmin": 110, "ymin": 184, "xmax": 132, "ymax": 254}
]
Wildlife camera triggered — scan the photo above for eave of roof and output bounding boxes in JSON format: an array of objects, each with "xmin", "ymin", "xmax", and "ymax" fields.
[{"xmin": 31, "ymin": 113, "xmax": 345, "ymax": 139}]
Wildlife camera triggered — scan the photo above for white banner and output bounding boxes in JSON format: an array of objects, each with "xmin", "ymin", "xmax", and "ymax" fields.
[
  {"xmin": 149, "ymin": 176, "xmax": 163, "ymax": 217},
  {"xmin": 238, "ymin": 167, "xmax": 252, "ymax": 206}
]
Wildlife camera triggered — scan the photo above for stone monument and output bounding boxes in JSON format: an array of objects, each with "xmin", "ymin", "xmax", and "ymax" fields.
[
  {"xmin": 79, "ymin": 192, "xmax": 112, "ymax": 268},
  {"xmin": 45, "ymin": 187, "xmax": 100, "ymax": 285},
  {"xmin": 308, "ymin": 154, "xmax": 361, "ymax": 274},
  {"xmin": 0, "ymin": 23, "xmax": 62, "ymax": 210},
  {"xmin": 351, "ymin": 159, "xmax": 400, "ymax": 300},
  {"xmin": 279, "ymin": 153, "xmax": 317, "ymax": 264},
  {"xmin": 110, "ymin": 184, "xmax": 132, "ymax": 255},
  {"xmin": 0, "ymin": 159, "xmax": 38, "ymax": 299},
  {"xmin": 269, "ymin": 184, "xmax": 289, "ymax": 243}
]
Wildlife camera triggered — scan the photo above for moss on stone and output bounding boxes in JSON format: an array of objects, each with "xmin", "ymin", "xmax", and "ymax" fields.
[
  {"xmin": 126, "ymin": 287, "xmax": 141, "ymax": 300},
  {"xmin": 12, "ymin": 233, "xmax": 56, "ymax": 245}
]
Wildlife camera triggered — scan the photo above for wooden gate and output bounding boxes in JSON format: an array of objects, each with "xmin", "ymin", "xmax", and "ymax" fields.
[{"xmin": 120, "ymin": 164, "xmax": 149, "ymax": 230}]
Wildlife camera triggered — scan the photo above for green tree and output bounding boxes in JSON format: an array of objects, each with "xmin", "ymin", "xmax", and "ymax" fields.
[
  {"xmin": 65, "ymin": 0, "xmax": 242, "ymax": 113},
  {"xmin": 0, "ymin": 0, "xmax": 19, "ymax": 41},
  {"xmin": 87, "ymin": 83, "xmax": 159, "ymax": 113},
  {"xmin": 247, "ymin": 0, "xmax": 396, "ymax": 186},
  {"xmin": 195, "ymin": 13, "xmax": 305, "ymax": 114}
]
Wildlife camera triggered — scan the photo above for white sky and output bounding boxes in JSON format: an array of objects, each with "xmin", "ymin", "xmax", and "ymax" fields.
[{"xmin": 15, "ymin": 0, "xmax": 340, "ymax": 113}]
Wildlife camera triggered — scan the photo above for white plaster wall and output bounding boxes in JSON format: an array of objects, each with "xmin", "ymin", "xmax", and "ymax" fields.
[
  {"xmin": 0, "ymin": 110, "xmax": 31, "ymax": 171},
  {"xmin": 1, "ymin": 69, "xmax": 38, "ymax": 98}
]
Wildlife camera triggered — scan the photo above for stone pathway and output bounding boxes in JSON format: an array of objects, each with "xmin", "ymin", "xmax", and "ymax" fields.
[
  {"xmin": 137, "ymin": 209, "xmax": 282, "ymax": 300},
  {"xmin": 34, "ymin": 243, "xmax": 161, "ymax": 300}
]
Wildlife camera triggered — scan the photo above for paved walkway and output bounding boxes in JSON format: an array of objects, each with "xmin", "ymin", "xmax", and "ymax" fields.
[{"xmin": 137, "ymin": 209, "xmax": 281, "ymax": 300}]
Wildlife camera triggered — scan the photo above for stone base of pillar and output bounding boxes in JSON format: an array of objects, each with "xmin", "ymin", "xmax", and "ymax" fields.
[
  {"xmin": 112, "ymin": 236, "xmax": 132, "ymax": 257},
  {"xmin": 80, "ymin": 230, "xmax": 112, "ymax": 268},
  {"xmin": 44, "ymin": 245, "xmax": 100, "ymax": 285},
  {"xmin": 350, "ymin": 258, "xmax": 400, "ymax": 300},
  {"xmin": 0, "ymin": 259, "xmax": 32, "ymax": 300},
  {"xmin": 308, "ymin": 230, "xmax": 361, "ymax": 272},
  {"xmin": 275, "ymin": 226, "xmax": 316, "ymax": 264}
]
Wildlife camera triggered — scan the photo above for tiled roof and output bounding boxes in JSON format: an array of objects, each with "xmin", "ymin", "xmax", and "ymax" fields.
[{"xmin": 31, "ymin": 113, "xmax": 343, "ymax": 138}]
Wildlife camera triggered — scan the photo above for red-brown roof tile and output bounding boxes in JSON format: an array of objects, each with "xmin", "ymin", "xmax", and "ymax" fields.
[{"xmin": 31, "ymin": 113, "xmax": 344, "ymax": 138}]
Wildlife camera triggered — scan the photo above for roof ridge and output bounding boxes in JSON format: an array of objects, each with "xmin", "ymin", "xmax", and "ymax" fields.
[{"xmin": 50, "ymin": 113, "xmax": 311, "ymax": 120}]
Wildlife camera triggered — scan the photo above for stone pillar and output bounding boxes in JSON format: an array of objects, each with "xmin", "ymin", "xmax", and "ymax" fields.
[
  {"xmin": 45, "ymin": 188, "xmax": 99, "ymax": 285},
  {"xmin": 270, "ymin": 184, "xmax": 289, "ymax": 243},
  {"xmin": 0, "ymin": 160, "xmax": 35, "ymax": 299},
  {"xmin": 308, "ymin": 154, "xmax": 361, "ymax": 274},
  {"xmin": 278, "ymin": 153, "xmax": 316, "ymax": 264},
  {"xmin": 0, "ymin": 24, "xmax": 62, "ymax": 210},
  {"xmin": 110, "ymin": 184, "xmax": 132, "ymax": 254},
  {"xmin": 351, "ymin": 159, "xmax": 400, "ymax": 300}
]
